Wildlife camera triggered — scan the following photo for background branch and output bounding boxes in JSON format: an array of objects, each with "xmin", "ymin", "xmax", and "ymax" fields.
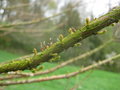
[
  {"xmin": 0, "ymin": 53, "xmax": 120, "ymax": 86},
  {"xmin": 0, "ymin": 3, "xmax": 79, "ymax": 28}
]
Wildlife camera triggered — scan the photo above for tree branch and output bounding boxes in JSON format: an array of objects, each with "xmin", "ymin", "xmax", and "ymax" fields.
[
  {"xmin": 0, "ymin": 3, "xmax": 79, "ymax": 28},
  {"xmin": 0, "ymin": 6, "xmax": 120, "ymax": 73},
  {"xmin": 0, "ymin": 53, "xmax": 120, "ymax": 86}
]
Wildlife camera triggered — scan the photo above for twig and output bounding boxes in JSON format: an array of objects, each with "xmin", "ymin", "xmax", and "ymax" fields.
[
  {"xmin": 0, "ymin": 22, "xmax": 66, "ymax": 37},
  {"xmin": 0, "ymin": 3, "xmax": 79, "ymax": 28},
  {"xmin": 0, "ymin": 53, "xmax": 120, "ymax": 86}
]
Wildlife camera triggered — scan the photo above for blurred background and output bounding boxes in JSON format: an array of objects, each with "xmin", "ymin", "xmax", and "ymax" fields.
[{"xmin": 0, "ymin": 0, "xmax": 120, "ymax": 90}]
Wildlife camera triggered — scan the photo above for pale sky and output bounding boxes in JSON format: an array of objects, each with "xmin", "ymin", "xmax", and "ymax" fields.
[
  {"xmin": 1, "ymin": 0, "xmax": 120, "ymax": 19},
  {"xmin": 56, "ymin": 0, "xmax": 120, "ymax": 18},
  {"xmin": 84, "ymin": 0, "xmax": 120, "ymax": 17}
]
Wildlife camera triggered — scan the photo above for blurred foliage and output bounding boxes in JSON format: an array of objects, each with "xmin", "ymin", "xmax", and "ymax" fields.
[{"xmin": 58, "ymin": 2, "xmax": 82, "ymax": 31}]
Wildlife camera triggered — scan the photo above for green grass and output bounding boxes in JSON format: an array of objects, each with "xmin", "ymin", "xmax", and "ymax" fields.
[
  {"xmin": 0, "ymin": 50, "xmax": 120, "ymax": 90},
  {"xmin": 0, "ymin": 50, "xmax": 19, "ymax": 62}
]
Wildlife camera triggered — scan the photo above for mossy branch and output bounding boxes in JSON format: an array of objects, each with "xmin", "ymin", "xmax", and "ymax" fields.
[
  {"xmin": 0, "ymin": 6, "xmax": 120, "ymax": 73},
  {"xmin": 0, "ymin": 40, "xmax": 112, "ymax": 80}
]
